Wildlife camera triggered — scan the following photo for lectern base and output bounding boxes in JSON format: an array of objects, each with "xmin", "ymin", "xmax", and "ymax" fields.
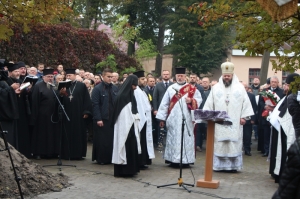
[{"xmin": 196, "ymin": 179, "xmax": 220, "ymax": 189}]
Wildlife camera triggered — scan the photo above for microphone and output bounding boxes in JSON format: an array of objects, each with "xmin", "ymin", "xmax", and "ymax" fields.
[{"xmin": 47, "ymin": 82, "xmax": 55, "ymax": 87}]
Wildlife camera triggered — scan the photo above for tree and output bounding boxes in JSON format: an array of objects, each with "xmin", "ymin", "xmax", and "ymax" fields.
[
  {"xmin": 190, "ymin": 1, "xmax": 300, "ymax": 79},
  {"xmin": 164, "ymin": 0, "xmax": 232, "ymax": 75},
  {"xmin": 0, "ymin": 23, "xmax": 139, "ymax": 72},
  {"xmin": 0, "ymin": 0, "xmax": 72, "ymax": 40}
]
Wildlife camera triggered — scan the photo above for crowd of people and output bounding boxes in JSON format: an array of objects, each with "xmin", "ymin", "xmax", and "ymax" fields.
[{"xmin": 1, "ymin": 59, "xmax": 300, "ymax": 197}]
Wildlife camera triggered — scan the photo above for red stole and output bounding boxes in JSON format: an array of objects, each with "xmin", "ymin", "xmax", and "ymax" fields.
[{"xmin": 168, "ymin": 84, "xmax": 198, "ymax": 115}]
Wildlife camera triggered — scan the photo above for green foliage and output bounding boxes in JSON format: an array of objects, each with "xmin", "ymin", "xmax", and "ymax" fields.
[
  {"xmin": 121, "ymin": 67, "xmax": 137, "ymax": 76},
  {"xmin": 0, "ymin": 23, "xmax": 139, "ymax": 72},
  {"xmin": 290, "ymin": 77, "xmax": 300, "ymax": 94},
  {"xmin": 0, "ymin": 0, "xmax": 72, "ymax": 40},
  {"xmin": 164, "ymin": 0, "xmax": 231, "ymax": 74},
  {"xmin": 135, "ymin": 39, "xmax": 158, "ymax": 61},
  {"xmin": 96, "ymin": 54, "xmax": 118, "ymax": 72},
  {"xmin": 190, "ymin": 0, "xmax": 300, "ymax": 80}
]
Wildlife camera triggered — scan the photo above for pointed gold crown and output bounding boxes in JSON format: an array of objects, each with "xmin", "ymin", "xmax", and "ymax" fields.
[{"xmin": 221, "ymin": 58, "xmax": 234, "ymax": 74}]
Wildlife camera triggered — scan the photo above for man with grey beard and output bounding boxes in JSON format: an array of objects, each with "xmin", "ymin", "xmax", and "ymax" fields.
[{"xmin": 31, "ymin": 69, "xmax": 60, "ymax": 159}]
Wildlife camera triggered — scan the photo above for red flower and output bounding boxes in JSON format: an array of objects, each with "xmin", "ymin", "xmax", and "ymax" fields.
[{"xmin": 198, "ymin": 21, "xmax": 203, "ymax": 26}]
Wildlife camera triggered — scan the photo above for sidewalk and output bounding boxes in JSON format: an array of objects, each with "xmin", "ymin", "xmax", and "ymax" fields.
[{"xmin": 33, "ymin": 140, "xmax": 278, "ymax": 199}]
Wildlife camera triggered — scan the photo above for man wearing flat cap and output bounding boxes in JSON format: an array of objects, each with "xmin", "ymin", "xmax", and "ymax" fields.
[
  {"xmin": 60, "ymin": 68, "xmax": 92, "ymax": 160},
  {"xmin": 203, "ymin": 60, "xmax": 254, "ymax": 172},
  {"xmin": 156, "ymin": 67, "xmax": 202, "ymax": 166}
]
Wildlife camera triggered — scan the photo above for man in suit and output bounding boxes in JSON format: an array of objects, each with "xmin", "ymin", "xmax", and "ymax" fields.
[
  {"xmin": 153, "ymin": 70, "xmax": 173, "ymax": 147},
  {"xmin": 242, "ymin": 82, "xmax": 257, "ymax": 156},
  {"xmin": 258, "ymin": 76, "xmax": 284, "ymax": 157}
]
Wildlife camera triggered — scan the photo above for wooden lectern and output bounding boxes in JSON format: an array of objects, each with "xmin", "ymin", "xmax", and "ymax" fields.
[{"xmin": 196, "ymin": 120, "xmax": 220, "ymax": 189}]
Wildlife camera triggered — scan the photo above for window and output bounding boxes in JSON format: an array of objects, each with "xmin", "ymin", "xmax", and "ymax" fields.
[
  {"xmin": 249, "ymin": 69, "xmax": 260, "ymax": 85},
  {"xmin": 282, "ymin": 71, "xmax": 290, "ymax": 83}
]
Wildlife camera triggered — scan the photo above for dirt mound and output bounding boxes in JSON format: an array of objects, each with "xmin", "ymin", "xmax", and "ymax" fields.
[{"xmin": 0, "ymin": 138, "xmax": 70, "ymax": 198}]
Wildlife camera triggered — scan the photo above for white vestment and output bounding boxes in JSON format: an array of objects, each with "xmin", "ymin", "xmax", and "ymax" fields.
[
  {"xmin": 112, "ymin": 103, "xmax": 141, "ymax": 164},
  {"xmin": 203, "ymin": 74, "xmax": 254, "ymax": 171},
  {"xmin": 134, "ymin": 86, "xmax": 155, "ymax": 159},
  {"xmin": 269, "ymin": 96, "xmax": 295, "ymax": 175},
  {"xmin": 156, "ymin": 83, "xmax": 202, "ymax": 164}
]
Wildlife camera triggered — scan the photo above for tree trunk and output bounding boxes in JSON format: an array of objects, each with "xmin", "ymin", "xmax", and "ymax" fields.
[
  {"xmin": 155, "ymin": 7, "xmax": 166, "ymax": 77},
  {"xmin": 260, "ymin": 50, "xmax": 270, "ymax": 84}
]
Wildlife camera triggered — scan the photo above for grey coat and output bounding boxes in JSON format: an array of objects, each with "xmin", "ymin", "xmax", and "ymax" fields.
[{"xmin": 153, "ymin": 81, "xmax": 173, "ymax": 111}]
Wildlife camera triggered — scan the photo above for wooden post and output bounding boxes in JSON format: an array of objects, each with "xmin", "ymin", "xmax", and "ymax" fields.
[{"xmin": 196, "ymin": 120, "xmax": 220, "ymax": 189}]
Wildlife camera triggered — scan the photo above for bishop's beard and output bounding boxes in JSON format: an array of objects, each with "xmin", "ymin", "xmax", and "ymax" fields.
[{"xmin": 223, "ymin": 79, "xmax": 232, "ymax": 87}]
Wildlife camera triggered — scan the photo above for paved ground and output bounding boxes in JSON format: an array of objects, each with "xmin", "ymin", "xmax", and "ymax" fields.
[{"xmin": 32, "ymin": 139, "xmax": 278, "ymax": 199}]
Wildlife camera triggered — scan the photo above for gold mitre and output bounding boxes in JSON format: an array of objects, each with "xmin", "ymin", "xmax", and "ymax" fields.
[{"xmin": 221, "ymin": 58, "xmax": 234, "ymax": 74}]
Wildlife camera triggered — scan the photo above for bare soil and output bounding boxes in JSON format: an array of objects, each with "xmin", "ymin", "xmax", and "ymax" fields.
[{"xmin": 0, "ymin": 138, "xmax": 70, "ymax": 199}]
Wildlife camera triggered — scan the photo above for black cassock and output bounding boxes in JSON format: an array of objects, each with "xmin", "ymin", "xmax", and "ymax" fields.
[
  {"xmin": 0, "ymin": 80, "xmax": 19, "ymax": 147},
  {"xmin": 61, "ymin": 81, "xmax": 92, "ymax": 159},
  {"xmin": 6, "ymin": 77, "xmax": 33, "ymax": 158},
  {"xmin": 30, "ymin": 81, "xmax": 60, "ymax": 157}
]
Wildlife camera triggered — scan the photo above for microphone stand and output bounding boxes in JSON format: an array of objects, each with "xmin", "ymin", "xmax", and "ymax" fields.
[
  {"xmin": 43, "ymin": 85, "xmax": 76, "ymax": 171},
  {"xmin": 0, "ymin": 123, "xmax": 24, "ymax": 199},
  {"xmin": 157, "ymin": 89, "xmax": 194, "ymax": 193}
]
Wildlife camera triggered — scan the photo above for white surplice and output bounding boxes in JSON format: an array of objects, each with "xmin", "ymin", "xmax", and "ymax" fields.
[
  {"xmin": 156, "ymin": 83, "xmax": 202, "ymax": 164},
  {"xmin": 134, "ymin": 86, "xmax": 155, "ymax": 159},
  {"xmin": 112, "ymin": 103, "xmax": 141, "ymax": 165},
  {"xmin": 203, "ymin": 74, "xmax": 254, "ymax": 171},
  {"xmin": 269, "ymin": 96, "xmax": 295, "ymax": 175}
]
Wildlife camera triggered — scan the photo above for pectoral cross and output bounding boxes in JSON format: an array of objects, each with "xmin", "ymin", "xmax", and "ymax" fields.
[{"xmin": 69, "ymin": 94, "xmax": 73, "ymax": 102}]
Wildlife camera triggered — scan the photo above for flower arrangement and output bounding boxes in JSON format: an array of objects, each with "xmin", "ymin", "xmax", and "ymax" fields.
[{"xmin": 259, "ymin": 90, "xmax": 281, "ymax": 118}]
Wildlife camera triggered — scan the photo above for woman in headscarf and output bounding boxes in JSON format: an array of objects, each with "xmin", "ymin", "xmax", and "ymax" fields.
[{"xmin": 111, "ymin": 75, "xmax": 141, "ymax": 177}]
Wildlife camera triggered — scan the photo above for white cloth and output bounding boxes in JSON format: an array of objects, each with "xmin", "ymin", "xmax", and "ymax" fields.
[
  {"xmin": 134, "ymin": 86, "xmax": 155, "ymax": 159},
  {"xmin": 203, "ymin": 74, "xmax": 254, "ymax": 170},
  {"xmin": 156, "ymin": 83, "xmax": 202, "ymax": 164},
  {"xmin": 269, "ymin": 96, "xmax": 296, "ymax": 175},
  {"xmin": 112, "ymin": 103, "xmax": 141, "ymax": 165}
]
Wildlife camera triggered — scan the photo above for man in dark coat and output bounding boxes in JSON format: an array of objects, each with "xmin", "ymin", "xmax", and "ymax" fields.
[
  {"xmin": 152, "ymin": 70, "xmax": 173, "ymax": 146},
  {"xmin": 0, "ymin": 62, "xmax": 19, "ymax": 148},
  {"xmin": 91, "ymin": 68, "xmax": 118, "ymax": 164},
  {"xmin": 242, "ymin": 82, "xmax": 257, "ymax": 156},
  {"xmin": 60, "ymin": 68, "xmax": 92, "ymax": 160},
  {"xmin": 258, "ymin": 76, "xmax": 284, "ymax": 157},
  {"xmin": 31, "ymin": 69, "xmax": 60, "ymax": 159}
]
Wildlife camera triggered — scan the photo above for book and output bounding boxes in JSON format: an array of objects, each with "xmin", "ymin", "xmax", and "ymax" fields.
[
  {"xmin": 58, "ymin": 80, "xmax": 72, "ymax": 90},
  {"xmin": 20, "ymin": 82, "xmax": 31, "ymax": 91},
  {"xmin": 22, "ymin": 75, "xmax": 38, "ymax": 86}
]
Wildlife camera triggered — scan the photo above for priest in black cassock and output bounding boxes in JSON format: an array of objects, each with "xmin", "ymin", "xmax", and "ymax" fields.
[
  {"xmin": 60, "ymin": 68, "xmax": 92, "ymax": 160},
  {"xmin": 31, "ymin": 69, "xmax": 60, "ymax": 159},
  {"xmin": 112, "ymin": 75, "xmax": 140, "ymax": 177},
  {"xmin": 0, "ymin": 63, "xmax": 19, "ymax": 148},
  {"xmin": 91, "ymin": 68, "xmax": 118, "ymax": 164},
  {"xmin": 133, "ymin": 70, "xmax": 155, "ymax": 169}
]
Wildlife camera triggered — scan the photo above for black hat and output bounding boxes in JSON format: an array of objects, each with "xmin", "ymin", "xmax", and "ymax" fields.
[
  {"xmin": 175, "ymin": 67, "xmax": 186, "ymax": 75},
  {"xmin": 266, "ymin": 77, "xmax": 271, "ymax": 84},
  {"xmin": 7, "ymin": 63, "xmax": 19, "ymax": 72},
  {"xmin": 43, "ymin": 69, "xmax": 54, "ymax": 76},
  {"xmin": 17, "ymin": 61, "xmax": 26, "ymax": 68},
  {"xmin": 285, "ymin": 73, "xmax": 299, "ymax": 84},
  {"xmin": 133, "ymin": 70, "xmax": 145, "ymax": 78},
  {"xmin": 65, "ymin": 68, "xmax": 76, "ymax": 74}
]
